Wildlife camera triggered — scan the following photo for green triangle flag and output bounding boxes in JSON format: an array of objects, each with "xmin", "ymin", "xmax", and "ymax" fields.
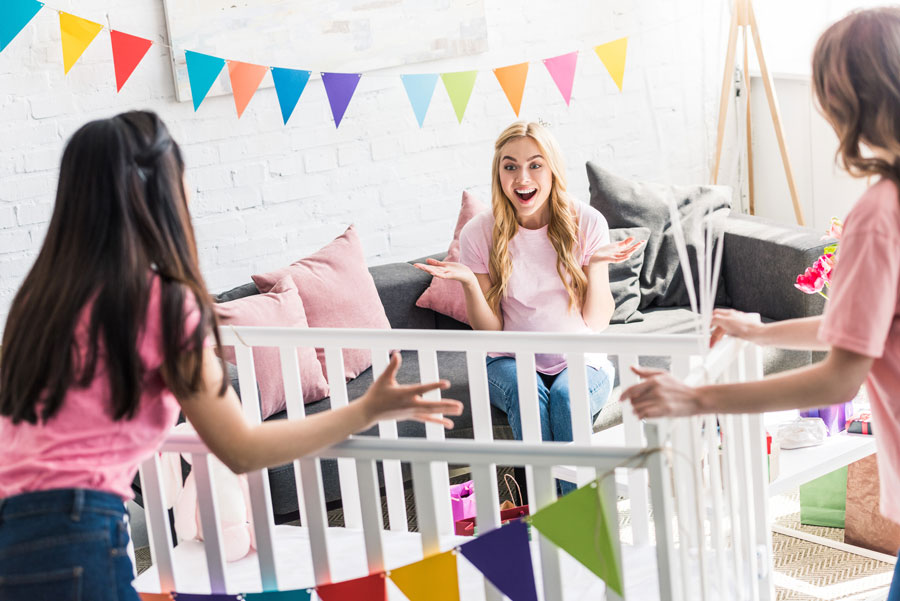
[
  {"xmin": 529, "ymin": 481, "xmax": 623, "ymax": 595},
  {"xmin": 440, "ymin": 70, "xmax": 477, "ymax": 124}
]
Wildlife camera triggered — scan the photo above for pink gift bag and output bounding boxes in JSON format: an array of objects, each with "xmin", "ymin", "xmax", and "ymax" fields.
[{"xmin": 450, "ymin": 480, "xmax": 476, "ymax": 522}]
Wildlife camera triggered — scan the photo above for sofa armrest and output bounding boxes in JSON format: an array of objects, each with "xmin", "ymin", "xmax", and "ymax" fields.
[
  {"xmin": 723, "ymin": 213, "xmax": 831, "ymax": 321},
  {"xmin": 369, "ymin": 261, "xmax": 437, "ymax": 329}
]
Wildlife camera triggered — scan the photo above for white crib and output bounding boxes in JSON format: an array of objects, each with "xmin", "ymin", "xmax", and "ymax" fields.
[{"xmin": 134, "ymin": 326, "xmax": 773, "ymax": 601}]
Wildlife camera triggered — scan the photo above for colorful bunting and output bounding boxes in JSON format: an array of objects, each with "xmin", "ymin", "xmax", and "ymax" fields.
[
  {"xmin": 493, "ymin": 62, "xmax": 529, "ymax": 117},
  {"xmin": 594, "ymin": 36, "xmax": 628, "ymax": 91},
  {"xmin": 242, "ymin": 590, "xmax": 311, "ymax": 600},
  {"xmin": 459, "ymin": 520, "xmax": 538, "ymax": 601},
  {"xmin": 321, "ymin": 72, "xmax": 361, "ymax": 128},
  {"xmin": 227, "ymin": 60, "xmax": 268, "ymax": 118},
  {"xmin": 1, "ymin": 0, "xmax": 43, "ymax": 54},
  {"xmin": 530, "ymin": 481, "xmax": 623, "ymax": 596},
  {"xmin": 315, "ymin": 572, "xmax": 387, "ymax": 601},
  {"xmin": 543, "ymin": 51, "xmax": 579, "ymax": 106},
  {"xmin": 138, "ymin": 594, "xmax": 173, "ymax": 601},
  {"xmin": 184, "ymin": 50, "xmax": 226, "ymax": 111},
  {"xmin": 390, "ymin": 550, "xmax": 459, "ymax": 601},
  {"xmin": 171, "ymin": 594, "xmax": 240, "ymax": 601},
  {"xmin": 400, "ymin": 73, "xmax": 439, "ymax": 128},
  {"xmin": 270, "ymin": 67, "xmax": 310, "ymax": 125},
  {"xmin": 110, "ymin": 30, "xmax": 152, "ymax": 92},
  {"xmin": 59, "ymin": 12, "xmax": 102, "ymax": 74},
  {"xmin": 441, "ymin": 71, "xmax": 477, "ymax": 124}
]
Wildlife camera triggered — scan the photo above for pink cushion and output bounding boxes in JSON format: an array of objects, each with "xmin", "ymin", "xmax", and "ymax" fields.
[
  {"xmin": 415, "ymin": 190, "xmax": 488, "ymax": 324},
  {"xmin": 251, "ymin": 225, "xmax": 391, "ymax": 380},
  {"xmin": 215, "ymin": 277, "xmax": 329, "ymax": 418}
]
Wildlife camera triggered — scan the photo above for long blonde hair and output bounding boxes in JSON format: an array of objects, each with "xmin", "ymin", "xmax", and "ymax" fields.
[{"xmin": 486, "ymin": 121, "xmax": 587, "ymax": 316}]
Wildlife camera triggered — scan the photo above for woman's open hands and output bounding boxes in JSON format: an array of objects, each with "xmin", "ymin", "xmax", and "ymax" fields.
[
  {"xmin": 588, "ymin": 237, "xmax": 645, "ymax": 265},
  {"xmin": 413, "ymin": 257, "xmax": 477, "ymax": 286},
  {"xmin": 358, "ymin": 353, "xmax": 463, "ymax": 430}
]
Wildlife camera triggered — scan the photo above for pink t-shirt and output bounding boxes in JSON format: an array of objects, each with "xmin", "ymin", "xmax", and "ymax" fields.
[
  {"xmin": 459, "ymin": 201, "xmax": 611, "ymax": 374},
  {"xmin": 0, "ymin": 277, "xmax": 203, "ymax": 501},
  {"xmin": 818, "ymin": 178, "xmax": 900, "ymax": 524}
]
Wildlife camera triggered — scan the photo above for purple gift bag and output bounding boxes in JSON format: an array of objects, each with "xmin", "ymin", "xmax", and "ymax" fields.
[
  {"xmin": 450, "ymin": 480, "xmax": 476, "ymax": 522},
  {"xmin": 800, "ymin": 402, "xmax": 854, "ymax": 435}
]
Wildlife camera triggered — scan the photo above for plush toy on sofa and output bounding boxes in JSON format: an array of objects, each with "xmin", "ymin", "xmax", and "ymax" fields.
[{"xmin": 160, "ymin": 422, "xmax": 256, "ymax": 562}]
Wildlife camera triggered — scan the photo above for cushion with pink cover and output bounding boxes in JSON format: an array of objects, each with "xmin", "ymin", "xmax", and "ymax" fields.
[
  {"xmin": 415, "ymin": 190, "xmax": 488, "ymax": 324},
  {"xmin": 251, "ymin": 225, "xmax": 391, "ymax": 380},
  {"xmin": 216, "ymin": 277, "xmax": 329, "ymax": 418}
]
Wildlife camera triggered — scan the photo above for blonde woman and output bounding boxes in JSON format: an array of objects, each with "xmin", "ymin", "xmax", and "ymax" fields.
[{"xmin": 416, "ymin": 121, "xmax": 642, "ymax": 494}]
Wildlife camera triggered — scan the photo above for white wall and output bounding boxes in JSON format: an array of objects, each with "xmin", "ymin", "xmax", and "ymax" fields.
[{"xmin": 0, "ymin": 0, "xmax": 730, "ymax": 327}]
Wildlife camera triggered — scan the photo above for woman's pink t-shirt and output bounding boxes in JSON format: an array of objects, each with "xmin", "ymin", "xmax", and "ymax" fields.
[
  {"xmin": 0, "ymin": 277, "xmax": 201, "ymax": 501},
  {"xmin": 818, "ymin": 178, "xmax": 900, "ymax": 524},
  {"xmin": 459, "ymin": 201, "xmax": 610, "ymax": 375}
]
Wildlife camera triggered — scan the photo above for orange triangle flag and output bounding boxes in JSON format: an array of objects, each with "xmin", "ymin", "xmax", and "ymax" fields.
[
  {"xmin": 389, "ymin": 550, "xmax": 459, "ymax": 601},
  {"xmin": 138, "ymin": 594, "xmax": 173, "ymax": 601},
  {"xmin": 59, "ymin": 12, "xmax": 103, "ymax": 74},
  {"xmin": 594, "ymin": 37, "xmax": 628, "ymax": 91},
  {"xmin": 493, "ymin": 62, "xmax": 529, "ymax": 117},
  {"xmin": 227, "ymin": 60, "xmax": 269, "ymax": 118}
]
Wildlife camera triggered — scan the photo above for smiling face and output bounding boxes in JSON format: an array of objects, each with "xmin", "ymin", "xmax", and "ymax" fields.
[{"xmin": 497, "ymin": 136, "xmax": 554, "ymax": 229}]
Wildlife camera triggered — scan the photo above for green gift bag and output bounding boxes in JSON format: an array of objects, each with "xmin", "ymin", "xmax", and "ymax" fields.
[{"xmin": 799, "ymin": 466, "xmax": 848, "ymax": 528}]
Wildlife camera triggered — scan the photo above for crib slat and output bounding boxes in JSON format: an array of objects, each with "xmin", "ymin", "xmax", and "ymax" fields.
[
  {"xmin": 355, "ymin": 458, "xmax": 386, "ymax": 573},
  {"xmin": 234, "ymin": 344, "xmax": 263, "ymax": 423},
  {"xmin": 411, "ymin": 461, "xmax": 440, "ymax": 556},
  {"xmin": 470, "ymin": 463, "xmax": 501, "ymax": 601},
  {"xmin": 515, "ymin": 352, "xmax": 541, "ymax": 511},
  {"xmin": 279, "ymin": 347, "xmax": 310, "ymax": 528},
  {"xmin": 371, "ymin": 349, "xmax": 408, "ymax": 532},
  {"xmin": 566, "ymin": 352, "xmax": 597, "ymax": 487},
  {"xmin": 689, "ymin": 415, "xmax": 710, "ymax": 601},
  {"xmin": 618, "ymin": 352, "xmax": 651, "ymax": 546},
  {"xmin": 247, "ymin": 469, "xmax": 279, "ymax": 591},
  {"xmin": 466, "ymin": 351, "xmax": 493, "ymax": 440},
  {"xmin": 704, "ymin": 414, "xmax": 728, "ymax": 597},
  {"xmin": 299, "ymin": 457, "xmax": 332, "ymax": 585},
  {"xmin": 645, "ymin": 421, "xmax": 681, "ymax": 601},
  {"xmin": 323, "ymin": 346, "xmax": 363, "ymax": 530},
  {"xmin": 191, "ymin": 453, "xmax": 228, "ymax": 594},
  {"xmin": 139, "ymin": 455, "xmax": 176, "ymax": 593},
  {"xmin": 734, "ymin": 414, "xmax": 760, "ymax": 601},
  {"xmin": 417, "ymin": 349, "xmax": 453, "ymax": 536},
  {"xmin": 532, "ymin": 465, "xmax": 564, "ymax": 601},
  {"xmin": 670, "ymin": 358, "xmax": 697, "ymax": 601},
  {"xmin": 720, "ymin": 412, "xmax": 746, "ymax": 599},
  {"xmin": 598, "ymin": 475, "xmax": 624, "ymax": 601}
]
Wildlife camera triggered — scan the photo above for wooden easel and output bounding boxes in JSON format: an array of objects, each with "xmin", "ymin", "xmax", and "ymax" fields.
[{"xmin": 711, "ymin": 0, "xmax": 805, "ymax": 226}]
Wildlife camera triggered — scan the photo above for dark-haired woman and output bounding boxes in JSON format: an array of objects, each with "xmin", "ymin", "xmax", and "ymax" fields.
[{"xmin": 0, "ymin": 111, "xmax": 462, "ymax": 600}]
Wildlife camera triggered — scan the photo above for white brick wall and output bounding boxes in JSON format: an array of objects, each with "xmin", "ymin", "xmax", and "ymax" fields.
[{"xmin": 0, "ymin": 0, "xmax": 733, "ymax": 327}]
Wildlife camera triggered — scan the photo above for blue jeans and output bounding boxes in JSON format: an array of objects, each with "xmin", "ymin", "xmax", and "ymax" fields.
[
  {"xmin": 486, "ymin": 356, "xmax": 614, "ymax": 494},
  {"xmin": 888, "ymin": 550, "xmax": 900, "ymax": 601},
  {"xmin": 0, "ymin": 489, "xmax": 139, "ymax": 601}
]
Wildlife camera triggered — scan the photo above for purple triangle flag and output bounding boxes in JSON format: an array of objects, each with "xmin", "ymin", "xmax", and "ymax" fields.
[
  {"xmin": 459, "ymin": 520, "xmax": 538, "ymax": 601},
  {"xmin": 172, "ymin": 594, "xmax": 240, "ymax": 601},
  {"xmin": 321, "ymin": 72, "xmax": 361, "ymax": 128}
]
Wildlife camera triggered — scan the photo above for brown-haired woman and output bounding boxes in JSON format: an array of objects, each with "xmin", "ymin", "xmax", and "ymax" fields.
[{"xmin": 0, "ymin": 111, "xmax": 462, "ymax": 601}]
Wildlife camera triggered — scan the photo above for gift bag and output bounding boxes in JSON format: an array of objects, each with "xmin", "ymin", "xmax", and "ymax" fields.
[
  {"xmin": 800, "ymin": 401, "xmax": 854, "ymax": 435},
  {"xmin": 845, "ymin": 455, "xmax": 900, "ymax": 555},
  {"xmin": 847, "ymin": 411, "xmax": 874, "ymax": 435},
  {"xmin": 450, "ymin": 480, "xmax": 476, "ymax": 523},
  {"xmin": 799, "ymin": 466, "xmax": 847, "ymax": 528},
  {"xmin": 454, "ymin": 474, "xmax": 529, "ymax": 536}
]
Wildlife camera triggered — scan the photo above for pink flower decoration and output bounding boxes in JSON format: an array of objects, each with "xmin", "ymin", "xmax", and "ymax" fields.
[
  {"xmin": 815, "ymin": 252, "xmax": 835, "ymax": 285},
  {"xmin": 795, "ymin": 264, "xmax": 826, "ymax": 294},
  {"xmin": 824, "ymin": 217, "xmax": 843, "ymax": 241}
]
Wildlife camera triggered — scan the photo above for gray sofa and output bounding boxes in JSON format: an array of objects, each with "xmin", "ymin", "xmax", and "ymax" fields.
[{"xmin": 209, "ymin": 211, "xmax": 830, "ymax": 521}]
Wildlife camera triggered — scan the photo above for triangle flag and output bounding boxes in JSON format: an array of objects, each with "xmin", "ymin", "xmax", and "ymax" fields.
[
  {"xmin": 1, "ymin": 0, "xmax": 43, "ymax": 54},
  {"xmin": 460, "ymin": 520, "xmax": 538, "ymax": 601},
  {"xmin": 441, "ymin": 70, "xmax": 477, "ymax": 124},
  {"xmin": 242, "ymin": 589, "xmax": 312, "ymax": 601},
  {"xmin": 400, "ymin": 73, "xmax": 438, "ymax": 128},
  {"xmin": 184, "ymin": 50, "xmax": 226, "ymax": 111},
  {"xmin": 59, "ymin": 12, "xmax": 103, "ymax": 74},
  {"xmin": 389, "ymin": 550, "xmax": 459, "ymax": 601},
  {"xmin": 321, "ymin": 72, "xmax": 361, "ymax": 128},
  {"xmin": 594, "ymin": 37, "xmax": 628, "ymax": 91},
  {"xmin": 271, "ymin": 67, "xmax": 310, "ymax": 124},
  {"xmin": 493, "ymin": 62, "xmax": 529, "ymax": 117},
  {"xmin": 316, "ymin": 572, "xmax": 387, "ymax": 601},
  {"xmin": 543, "ymin": 51, "xmax": 578, "ymax": 106},
  {"xmin": 138, "ymin": 594, "xmax": 173, "ymax": 601},
  {"xmin": 171, "ymin": 594, "xmax": 240, "ymax": 601},
  {"xmin": 110, "ymin": 30, "xmax": 152, "ymax": 92},
  {"xmin": 529, "ymin": 481, "xmax": 623, "ymax": 596},
  {"xmin": 227, "ymin": 60, "xmax": 268, "ymax": 118}
]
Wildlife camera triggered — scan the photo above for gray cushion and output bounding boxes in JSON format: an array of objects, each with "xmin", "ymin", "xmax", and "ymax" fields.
[
  {"xmin": 586, "ymin": 162, "xmax": 731, "ymax": 310},
  {"xmin": 215, "ymin": 282, "xmax": 259, "ymax": 303},
  {"xmin": 369, "ymin": 262, "xmax": 436, "ymax": 330},
  {"xmin": 608, "ymin": 227, "xmax": 649, "ymax": 324}
]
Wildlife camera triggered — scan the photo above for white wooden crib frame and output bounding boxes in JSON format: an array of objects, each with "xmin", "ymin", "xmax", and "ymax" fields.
[{"xmin": 137, "ymin": 326, "xmax": 773, "ymax": 601}]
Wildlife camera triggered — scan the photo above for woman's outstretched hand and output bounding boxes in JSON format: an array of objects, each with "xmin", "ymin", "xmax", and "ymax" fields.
[
  {"xmin": 710, "ymin": 309, "xmax": 763, "ymax": 348},
  {"xmin": 413, "ymin": 257, "xmax": 477, "ymax": 285},
  {"xmin": 619, "ymin": 365, "xmax": 705, "ymax": 419},
  {"xmin": 588, "ymin": 237, "xmax": 646, "ymax": 264},
  {"xmin": 358, "ymin": 353, "xmax": 463, "ymax": 429}
]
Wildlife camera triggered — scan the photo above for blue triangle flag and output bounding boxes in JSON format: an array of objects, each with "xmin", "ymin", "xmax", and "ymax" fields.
[
  {"xmin": 270, "ymin": 67, "xmax": 311, "ymax": 124},
  {"xmin": 184, "ymin": 50, "xmax": 226, "ymax": 111},
  {"xmin": 460, "ymin": 520, "xmax": 539, "ymax": 601},
  {"xmin": 1, "ymin": 0, "xmax": 43, "ymax": 54},
  {"xmin": 243, "ymin": 590, "xmax": 312, "ymax": 600},
  {"xmin": 400, "ymin": 73, "xmax": 439, "ymax": 128},
  {"xmin": 321, "ymin": 72, "xmax": 361, "ymax": 128}
]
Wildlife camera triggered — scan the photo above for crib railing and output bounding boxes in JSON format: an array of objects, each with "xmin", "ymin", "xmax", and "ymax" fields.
[{"xmin": 137, "ymin": 327, "xmax": 773, "ymax": 601}]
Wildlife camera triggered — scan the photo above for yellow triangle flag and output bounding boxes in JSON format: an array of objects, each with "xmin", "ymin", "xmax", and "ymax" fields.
[
  {"xmin": 594, "ymin": 37, "xmax": 628, "ymax": 91},
  {"xmin": 493, "ymin": 62, "xmax": 529, "ymax": 117},
  {"xmin": 59, "ymin": 12, "xmax": 103, "ymax": 74},
  {"xmin": 389, "ymin": 550, "xmax": 459, "ymax": 601}
]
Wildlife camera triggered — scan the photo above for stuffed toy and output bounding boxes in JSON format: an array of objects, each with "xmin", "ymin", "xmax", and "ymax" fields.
[{"xmin": 159, "ymin": 422, "xmax": 256, "ymax": 562}]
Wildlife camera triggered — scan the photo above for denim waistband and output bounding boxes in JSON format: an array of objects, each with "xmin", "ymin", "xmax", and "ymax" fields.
[{"xmin": 0, "ymin": 488, "xmax": 126, "ymax": 523}]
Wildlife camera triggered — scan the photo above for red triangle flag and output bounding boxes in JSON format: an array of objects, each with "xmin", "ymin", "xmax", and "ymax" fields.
[
  {"xmin": 110, "ymin": 30, "xmax": 152, "ymax": 92},
  {"xmin": 315, "ymin": 573, "xmax": 387, "ymax": 601}
]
